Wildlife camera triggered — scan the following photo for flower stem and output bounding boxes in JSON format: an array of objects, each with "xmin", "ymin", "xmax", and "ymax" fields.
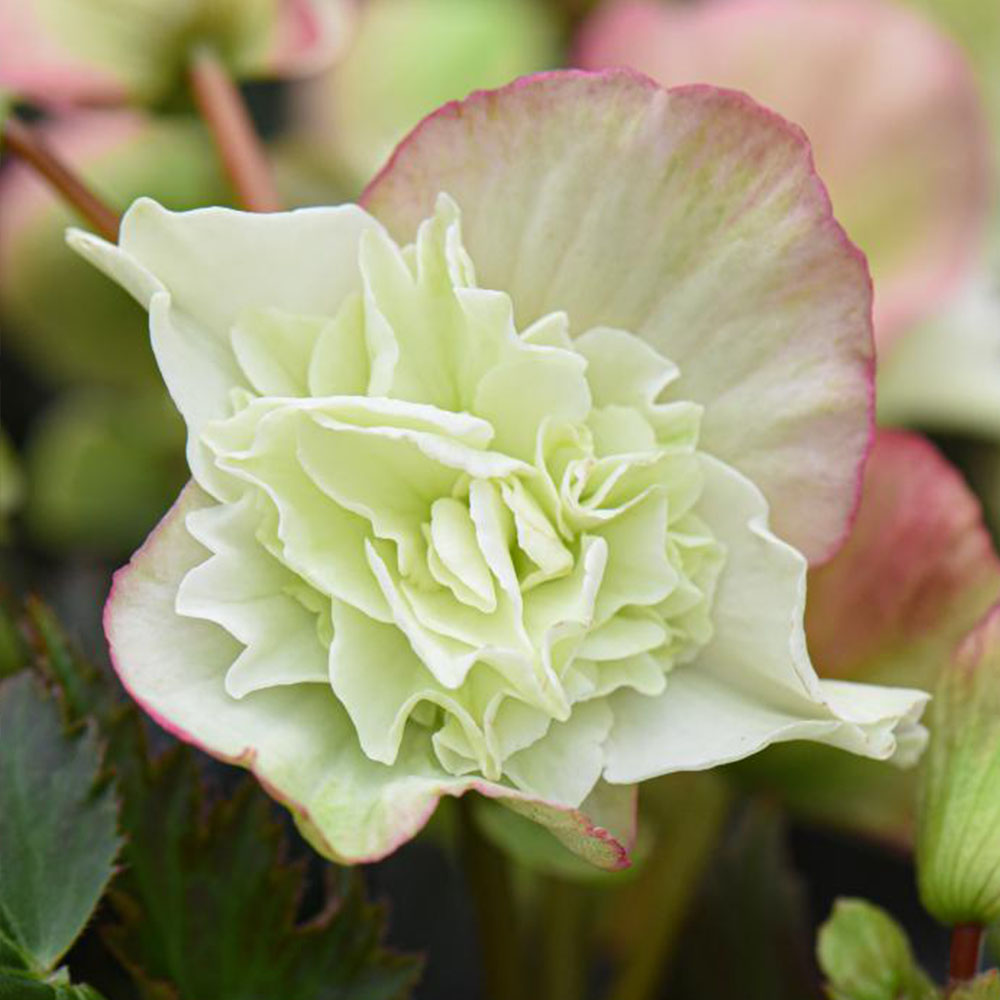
[
  {"xmin": 457, "ymin": 796, "xmax": 523, "ymax": 1000},
  {"xmin": 187, "ymin": 45, "xmax": 281, "ymax": 213},
  {"xmin": 2, "ymin": 117, "xmax": 119, "ymax": 241},
  {"xmin": 949, "ymin": 923, "xmax": 983, "ymax": 986}
]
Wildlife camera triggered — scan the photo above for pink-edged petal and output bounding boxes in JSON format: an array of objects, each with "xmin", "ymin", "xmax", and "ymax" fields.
[
  {"xmin": 740, "ymin": 433, "xmax": 1000, "ymax": 848},
  {"xmin": 362, "ymin": 70, "xmax": 873, "ymax": 564},
  {"xmin": 806, "ymin": 429, "xmax": 1000, "ymax": 691},
  {"xmin": 105, "ymin": 482, "xmax": 634, "ymax": 868},
  {"xmin": 576, "ymin": 0, "xmax": 992, "ymax": 348}
]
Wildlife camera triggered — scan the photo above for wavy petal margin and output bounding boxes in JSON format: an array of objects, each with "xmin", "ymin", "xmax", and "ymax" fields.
[
  {"xmin": 735, "ymin": 431, "xmax": 1000, "ymax": 848},
  {"xmin": 575, "ymin": 0, "xmax": 992, "ymax": 348},
  {"xmin": 104, "ymin": 483, "xmax": 635, "ymax": 869},
  {"xmin": 362, "ymin": 69, "xmax": 873, "ymax": 564}
]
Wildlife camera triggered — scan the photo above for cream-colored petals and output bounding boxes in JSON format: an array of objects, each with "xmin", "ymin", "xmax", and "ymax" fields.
[
  {"xmin": 603, "ymin": 457, "xmax": 929, "ymax": 783},
  {"xmin": 576, "ymin": 0, "xmax": 991, "ymax": 348},
  {"xmin": 105, "ymin": 483, "xmax": 633, "ymax": 868},
  {"xmin": 362, "ymin": 71, "xmax": 873, "ymax": 564}
]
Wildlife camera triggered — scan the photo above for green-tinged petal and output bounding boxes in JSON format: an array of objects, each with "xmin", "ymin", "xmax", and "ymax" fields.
[
  {"xmin": 505, "ymin": 699, "xmax": 613, "ymax": 805},
  {"xmin": 67, "ymin": 198, "xmax": 384, "ymax": 442},
  {"xmin": 738, "ymin": 430, "xmax": 999, "ymax": 847},
  {"xmin": 104, "ymin": 483, "xmax": 633, "ymax": 868},
  {"xmin": 603, "ymin": 457, "xmax": 928, "ymax": 782},
  {"xmin": 362, "ymin": 71, "xmax": 873, "ymax": 563},
  {"xmin": 577, "ymin": 0, "xmax": 991, "ymax": 347},
  {"xmin": 176, "ymin": 495, "xmax": 329, "ymax": 697}
]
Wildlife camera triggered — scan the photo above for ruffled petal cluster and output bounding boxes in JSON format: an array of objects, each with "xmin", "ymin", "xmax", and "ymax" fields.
[{"xmin": 71, "ymin": 72, "xmax": 929, "ymax": 867}]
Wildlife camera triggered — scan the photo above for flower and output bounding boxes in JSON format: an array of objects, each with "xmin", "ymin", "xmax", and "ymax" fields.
[
  {"xmin": 576, "ymin": 0, "xmax": 992, "ymax": 351},
  {"xmin": 0, "ymin": 0, "xmax": 344, "ymax": 106},
  {"xmin": 71, "ymin": 71, "xmax": 929, "ymax": 867}
]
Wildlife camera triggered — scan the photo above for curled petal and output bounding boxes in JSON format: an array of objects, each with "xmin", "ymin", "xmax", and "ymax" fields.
[
  {"xmin": 362, "ymin": 70, "xmax": 874, "ymax": 563},
  {"xmin": 105, "ymin": 482, "xmax": 635, "ymax": 868}
]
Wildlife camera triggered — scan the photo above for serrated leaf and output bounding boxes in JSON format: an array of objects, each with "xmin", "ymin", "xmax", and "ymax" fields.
[
  {"xmin": 0, "ymin": 672, "xmax": 120, "ymax": 973},
  {"xmin": 663, "ymin": 802, "xmax": 817, "ymax": 1000},
  {"xmin": 105, "ymin": 750, "xmax": 419, "ymax": 1000},
  {"xmin": 817, "ymin": 898, "xmax": 937, "ymax": 1000}
]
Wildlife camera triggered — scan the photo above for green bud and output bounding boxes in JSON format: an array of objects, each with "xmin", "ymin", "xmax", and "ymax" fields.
[
  {"xmin": 917, "ymin": 606, "xmax": 1000, "ymax": 926},
  {"xmin": 817, "ymin": 898, "xmax": 937, "ymax": 1000}
]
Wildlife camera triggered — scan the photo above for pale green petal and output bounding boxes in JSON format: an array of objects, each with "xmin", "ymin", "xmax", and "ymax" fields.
[
  {"xmin": 105, "ymin": 483, "xmax": 631, "ymax": 867},
  {"xmin": 604, "ymin": 666, "xmax": 928, "ymax": 782},
  {"xmin": 506, "ymin": 699, "xmax": 613, "ymax": 806},
  {"xmin": 575, "ymin": 325, "xmax": 679, "ymax": 410},
  {"xmin": 69, "ymin": 198, "xmax": 383, "ymax": 434},
  {"xmin": 231, "ymin": 308, "xmax": 329, "ymax": 397},
  {"xmin": 475, "ymin": 349, "xmax": 592, "ymax": 462},
  {"xmin": 176, "ymin": 495, "xmax": 329, "ymax": 697},
  {"xmin": 603, "ymin": 456, "xmax": 930, "ymax": 781},
  {"xmin": 592, "ymin": 490, "xmax": 677, "ymax": 623},
  {"xmin": 363, "ymin": 72, "xmax": 873, "ymax": 562}
]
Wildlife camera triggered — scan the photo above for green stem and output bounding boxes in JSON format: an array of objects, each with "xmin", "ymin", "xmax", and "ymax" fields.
[{"xmin": 457, "ymin": 797, "xmax": 524, "ymax": 1000}]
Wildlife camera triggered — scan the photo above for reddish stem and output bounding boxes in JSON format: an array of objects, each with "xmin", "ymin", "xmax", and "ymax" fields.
[
  {"xmin": 2, "ymin": 117, "xmax": 119, "ymax": 241},
  {"xmin": 949, "ymin": 923, "xmax": 984, "ymax": 987},
  {"xmin": 188, "ymin": 45, "xmax": 281, "ymax": 213}
]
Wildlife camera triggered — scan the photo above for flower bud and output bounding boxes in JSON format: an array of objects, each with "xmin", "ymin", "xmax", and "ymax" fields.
[{"xmin": 917, "ymin": 606, "xmax": 1000, "ymax": 926}]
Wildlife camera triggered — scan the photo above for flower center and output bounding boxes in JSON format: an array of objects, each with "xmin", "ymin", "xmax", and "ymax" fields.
[{"xmin": 178, "ymin": 195, "xmax": 726, "ymax": 789}]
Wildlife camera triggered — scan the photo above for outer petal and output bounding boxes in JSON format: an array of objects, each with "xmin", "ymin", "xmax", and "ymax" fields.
[
  {"xmin": 806, "ymin": 430, "xmax": 1000, "ymax": 691},
  {"xmin": 603, "ymin": 455, "xmax": 929, "ymax": 782},
  {"xmin": 68, "ymin": 200, "xmax": 384, "ymax": 491},
  {"xmin": 105, "ymin": 483, "xmax": 634, "ymax": 868},
  {"xmin": 738, "ymin": 430, "xmax": 1000, "ymax": 847},
  {"xmin": 576, "ymin": 0, "xmax": 992, "ymax": 347},
  {"xmin": 362, "ymin": 70, "xmax": 873, "ymax": 563}
]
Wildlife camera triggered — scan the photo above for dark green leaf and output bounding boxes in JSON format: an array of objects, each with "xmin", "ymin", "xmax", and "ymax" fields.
[
  {"xmin": 0, "ymin": 672, "xmax": 120, "ymax": 973},
  {"xmin": 105, "ymin": 751, "xmax": 420, "ymax": 1000},
  {"xmin": 816, "ymin": 898, "xmax": 937, "ymax": 1000}
]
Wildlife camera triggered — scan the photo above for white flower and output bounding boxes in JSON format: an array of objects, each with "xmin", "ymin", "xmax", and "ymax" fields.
[{"xmin": 70, "ymin": 71, "xmax": 928, "ymax": 868}]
